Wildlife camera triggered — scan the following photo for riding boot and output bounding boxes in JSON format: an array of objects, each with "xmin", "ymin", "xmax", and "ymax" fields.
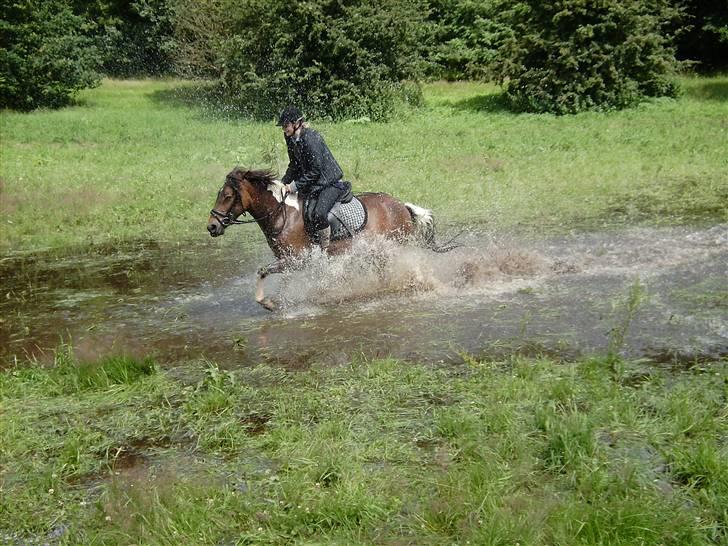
[{"xmin": 316, "ymin": 226, "xmax": 331, "ymax": 252}]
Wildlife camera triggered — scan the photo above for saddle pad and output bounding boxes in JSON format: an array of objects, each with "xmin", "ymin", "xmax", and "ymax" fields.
[{"xmin": 330, "ymin": 197, "xmax": 367, "ymax": 241}]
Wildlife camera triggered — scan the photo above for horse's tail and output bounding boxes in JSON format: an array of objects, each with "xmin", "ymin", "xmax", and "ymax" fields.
[{"xmin": 405, "ymin": 203, "xmax": 460, "ymax": 253}]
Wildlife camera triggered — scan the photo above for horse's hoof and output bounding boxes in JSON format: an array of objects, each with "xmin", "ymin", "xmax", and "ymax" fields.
[{"xmin": 257, "ymin": 297, "xmax": 277, "ymax": 311}]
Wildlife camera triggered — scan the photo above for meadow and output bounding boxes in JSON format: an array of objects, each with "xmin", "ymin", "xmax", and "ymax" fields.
[
  {"xmin": 2, "ymin": 350, "xmax": 726, "ymax": 544},
  {"xmin": 1, "ymin": 78, "xmax": 727, "ymax": 544},
  {"xmin": 1, "ymin": 76, "xmax": 727, "ymax": 251}
]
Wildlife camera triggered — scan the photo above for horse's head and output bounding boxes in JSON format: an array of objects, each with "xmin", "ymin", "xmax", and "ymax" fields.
[
  {"xmin": 207, "ymin": 168, "xmax": 277, "ymax": 237},
  {"xmin": 208, "ymin": 170, "xmax": 244, "ymax": 237}
]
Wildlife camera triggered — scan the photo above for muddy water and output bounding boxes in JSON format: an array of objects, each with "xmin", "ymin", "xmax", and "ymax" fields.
[{"xmin": 1, "ymin": 225, "xmax": 726, "ymax": 368}]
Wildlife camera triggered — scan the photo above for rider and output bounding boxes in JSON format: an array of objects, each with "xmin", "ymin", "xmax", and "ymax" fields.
[{"xmin": 278, "ymin": 105, "xmax": 348, "ymax": 252}]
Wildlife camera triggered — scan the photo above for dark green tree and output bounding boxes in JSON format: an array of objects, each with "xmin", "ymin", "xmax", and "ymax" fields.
[
  {"xmin": 0, "ymin": 0, "xmax": 102, "ymax": 110},
  {"xmin": 71, "ymin": 0, "xmax": 175, "ymax": 77},
  {"xmin": 426, "ymin": 0, "xmax": 507, "ymax": 80},
  {"xmin": 198, "ymin": 0, "xmax": 431, "ymax": 121},
  {"xmin": 675, "ymin": 0, "xmax": 728, "ymax": 71},
  {"xmin": 490, "ymin": 0, "xmax": 682, "ymax": 114}
]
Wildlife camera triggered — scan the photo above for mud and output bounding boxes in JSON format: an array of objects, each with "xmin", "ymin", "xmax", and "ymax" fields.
[{"xmin": 1, "ymin": 224, "xmax": 726, "ymax": 368}]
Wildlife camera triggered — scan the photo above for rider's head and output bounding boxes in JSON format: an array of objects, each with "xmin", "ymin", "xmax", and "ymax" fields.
[{"xmin": 277, "ymin": 106, "xmax": 304, "ymax": 137}]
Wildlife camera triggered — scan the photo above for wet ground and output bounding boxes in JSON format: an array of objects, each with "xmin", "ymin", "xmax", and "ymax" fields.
[{"xmin": 1, "ymin": 224, "xmax": 726, "ymax": 368}]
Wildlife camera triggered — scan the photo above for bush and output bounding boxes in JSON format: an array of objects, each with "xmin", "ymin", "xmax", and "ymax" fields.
[
  {"xmin": 426, "ymin": 0, "xmax": 508, "ymax": 81},
  {"xmin": 491, "ymin": 0, "xmax": 682, "ymax": 114},
  {"xmin": 675, "ymin": 0, "xmax": 728, "ymax": 72},
  {"xmin": 100, "ymin": 0, "xmax": 175, "ymax": 77},
  {"xmin": 168, "ymin": 0, "xmax": 228, "ymax": 78},
  {"xmin": 210, "ymin": 0, "xmax": 431, "ymax": 121},
  {"xmin": 0, "ymin": 0, "xmax": 102, "ymax": 111}
]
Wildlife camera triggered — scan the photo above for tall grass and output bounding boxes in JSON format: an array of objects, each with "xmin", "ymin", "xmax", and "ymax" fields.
[
  {"xmin": 1, "ymin": 76, "xmax": 727, "ymax": 251},
  {"xmin": 1, "ymin": 352, "xmax": 726, "ymax": 544}
]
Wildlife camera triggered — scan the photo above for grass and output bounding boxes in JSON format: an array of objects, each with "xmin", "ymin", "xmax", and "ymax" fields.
[
  {"xmin": 2, "ymin": 76, "xmax": 727, "ymax": 543},
  {"xmin": 1, "ymin": 347, "xmax": 726, "ymax": 544},
  {"xmin": 1, "ymin": 75, "xmax": 727, "ymax": 251}
]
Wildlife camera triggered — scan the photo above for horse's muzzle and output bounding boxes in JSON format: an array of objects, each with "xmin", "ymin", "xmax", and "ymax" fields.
[{"xmin": 207, "ymin": 221, "xmax": 224, "ymax": 237}]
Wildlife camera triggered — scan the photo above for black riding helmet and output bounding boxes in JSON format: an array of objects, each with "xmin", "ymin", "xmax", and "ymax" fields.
[{"xmin": 277, "ymin": 105, "xmax": 304, "ymax": 126}]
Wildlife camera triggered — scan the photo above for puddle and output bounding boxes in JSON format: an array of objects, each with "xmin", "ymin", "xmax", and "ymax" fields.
[{"xmin": 1, "ymin": 225, "xmax": 726, "ymax": 368}]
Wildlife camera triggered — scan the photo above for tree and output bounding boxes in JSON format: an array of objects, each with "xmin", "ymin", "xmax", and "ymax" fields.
[
  {"xmin": 426, "ymin": 0, "xmax": 507, "ymax": 80},
  {"xmin": 0, "ymin": 0, "xmax": 102, "ymax": 110},
  {"xmin": 175, "ymin": 0, "xmax": 431, "ymax": 121},
  {"xmin": 70, "ymin": 0, "xmax": 175, "ymax": 77},
  {"xmin": 490, "ymin": 0, "xmax": 682, "ymax": 114},
  {"xmin": 675, "ymin": 0, "xmax": 728, "ymax": 71},
  {"xmin": 168, "ymin": 0, "xmax": 227, "ymax": 78}
]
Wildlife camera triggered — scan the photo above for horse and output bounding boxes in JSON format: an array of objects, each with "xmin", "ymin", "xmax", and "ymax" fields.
[{"xmin": 207, "ymin": 167, "xmax": 444, "ymax": 310}]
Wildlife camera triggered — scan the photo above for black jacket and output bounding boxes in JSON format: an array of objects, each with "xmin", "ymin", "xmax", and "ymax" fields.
[{"xmin": 281, "ymin": 127, "xmax": 344, "ymax": 197}]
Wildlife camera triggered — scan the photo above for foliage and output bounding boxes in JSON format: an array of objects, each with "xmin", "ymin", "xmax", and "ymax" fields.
[
  {"xmin": 675, "ymin": 0, "xmax": 728, "ymax": 71},
  {"xmin": 490, "ymin": 0, "xmax": 683, "ymax": 114},
  {"xmin": 425, "ymin": 0, "xmax": 508, "ymax": 81},
  {"xmin": 0, "ymin": 0, "xmax": 102, "ymax": 111},
  {"xmin": 167, "ymin": 0, "xmax": 227, "ymax": 78},
  {"xmin": 70, "ymin": 0, "xmax": 175, "ymax": 77},
  {"xmin": 207, "ymin": 0, "xmax": 431, "ymax": 121}
]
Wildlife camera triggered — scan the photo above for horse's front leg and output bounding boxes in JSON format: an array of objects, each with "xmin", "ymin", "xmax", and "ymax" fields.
[{"xmin": 256, "ymin": 260, "xmax": 286, "ymax": 311}]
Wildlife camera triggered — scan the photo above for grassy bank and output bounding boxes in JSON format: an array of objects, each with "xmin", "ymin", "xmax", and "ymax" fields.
[
  {"xmin": 1, "ymin": 76, "xmax": 727, "ymax": 251},
  {"xmin": 1, "ymin": 350, "xmax": 726, "ymax": 544}
]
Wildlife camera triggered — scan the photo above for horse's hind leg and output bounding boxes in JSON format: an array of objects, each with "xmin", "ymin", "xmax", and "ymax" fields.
[{"xmin": 256, "ymin": 261, "xmax": 285, "ymax": 311}]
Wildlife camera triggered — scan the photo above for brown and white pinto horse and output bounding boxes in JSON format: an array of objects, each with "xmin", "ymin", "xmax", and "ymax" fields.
[{"xmin": 207, "ymin": 167, "xmax": 438, "ymax": 310}]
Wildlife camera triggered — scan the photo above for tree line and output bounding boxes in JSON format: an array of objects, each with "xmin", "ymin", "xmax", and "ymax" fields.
[{"xmin": 1, "ymin": 0, "xmax": 726, "ymax": 116}]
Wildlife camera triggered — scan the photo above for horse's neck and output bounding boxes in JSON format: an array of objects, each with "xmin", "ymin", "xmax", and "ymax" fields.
[
  {"xmin": 245, "ymin": 184, "xmax": 277, "ymax": 219},
  {"xmin": 245, "ymin": 182, "xmax": 288, "ymax": 241}
]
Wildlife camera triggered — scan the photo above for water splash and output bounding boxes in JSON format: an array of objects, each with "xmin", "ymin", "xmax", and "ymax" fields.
[
  {"xmin": 274, "ymin": 235, "xmax": 551, "ymax": 311},
  {"xmin": 2, "ymin": 225, "xmax": 726, "ymax": 367}
]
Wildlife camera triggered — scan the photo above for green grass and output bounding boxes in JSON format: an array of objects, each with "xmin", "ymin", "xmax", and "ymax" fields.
[
  {"xmin": 2, "ymin": 76, "xmax": 727, "ymax": 544},
  {"xmin": 1, "ymin": 349, "xmax": 726, "ymax": 544},
  {"xmin": 1, "ymin": 76, "xmax": 727, "ymax": 251}
]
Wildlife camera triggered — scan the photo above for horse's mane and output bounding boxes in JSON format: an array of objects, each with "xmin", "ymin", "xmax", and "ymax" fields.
[{"xmin": 226, "ymin": 167, "xmax": 276, "ymax": 188}]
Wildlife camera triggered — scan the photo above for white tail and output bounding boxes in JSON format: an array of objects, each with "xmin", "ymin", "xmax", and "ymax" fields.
[{"xmin": 405, "ymin": 202, "xmax": 435, "ymax": 247}]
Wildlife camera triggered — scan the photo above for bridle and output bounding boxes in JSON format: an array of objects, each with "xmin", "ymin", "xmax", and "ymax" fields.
[{"xmin": 210, "ymin": 180, "xmax": 288, "ymax": 230}]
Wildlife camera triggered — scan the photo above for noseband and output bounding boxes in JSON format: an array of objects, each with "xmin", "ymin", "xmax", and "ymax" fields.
[
  {"xmin": 210, "ymin": 180, "xmax": 287, "ymax": 228},
  {"xmin": 210, "ymin": 205, "xmax": 247, "ymax": 226}
]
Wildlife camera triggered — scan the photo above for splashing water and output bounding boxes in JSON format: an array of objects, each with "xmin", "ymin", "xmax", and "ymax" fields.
[
  {"xmin": 274, "ymin": 235, "xmax": 551, "ymax": 311},
  {"xmin": 1, "ymin": 225, "xmax": 726, "ymax": 368}
]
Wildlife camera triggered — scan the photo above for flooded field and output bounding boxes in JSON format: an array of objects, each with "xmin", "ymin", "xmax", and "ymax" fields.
[{"xmin": 1, "ymin": 224, "xmax": 726, "ymax": 368}]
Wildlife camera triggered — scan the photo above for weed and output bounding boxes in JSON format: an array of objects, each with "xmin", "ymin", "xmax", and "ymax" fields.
[{"xmin": 608, "ymin": 277, "xmax": 647, "ymax": 362}]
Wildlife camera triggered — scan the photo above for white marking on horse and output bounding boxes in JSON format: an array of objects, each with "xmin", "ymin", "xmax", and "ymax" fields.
[{"xmin": 268, "ymin": 180, "xmax": 300, "ymax": 210}]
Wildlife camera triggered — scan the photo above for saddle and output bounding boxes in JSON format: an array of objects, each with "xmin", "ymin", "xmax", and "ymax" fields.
[
  {"xmin": 303, "ymin": 194, "xmax": 367, "ymax": 241},
  {"xmin": 301, "ymin": 181, "xmax": 367, "ymax": 241},
  {"xmin": 327, "ymin": 196, "xmax": 367, "ymax": 241}
]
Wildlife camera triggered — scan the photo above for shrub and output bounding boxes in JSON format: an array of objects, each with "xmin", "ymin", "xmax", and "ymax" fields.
[
  {"xmin": 675, "ymin": 0, "xmax": 728, "ymax": 72},
  {"xmin": 168, "ymin": 0, "xmax": 227, "ymax": 78},
  {"xmin": 426, "ymin": 0, "xmax": 508, "ymax": 81},
  {"xmin": 490, "ymin": 0, "xmax": 682, "ymax": 114},
  {"xmin": 0, "ymin": 0, "xmax": 102, "ymax": 111},
  {"xmin": 100, "ymin": 0, "xmax": 175, "ymax": 77},
  {"xmin": 212, "ymin": 0, "xmax": 431, "ymax": 121}
]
